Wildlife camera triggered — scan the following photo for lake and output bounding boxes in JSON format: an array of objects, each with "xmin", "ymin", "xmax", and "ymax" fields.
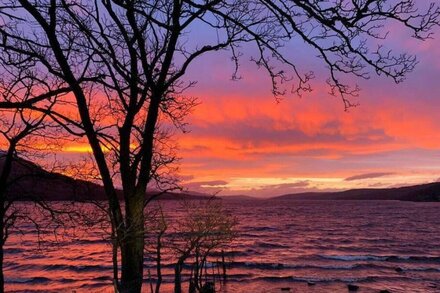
[{"xmin": 5, "ymin": 200, "xmax": 440, "ymax": 292}]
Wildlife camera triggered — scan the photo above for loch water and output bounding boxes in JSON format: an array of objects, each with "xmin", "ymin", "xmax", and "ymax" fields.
[{"xmin": 5, "ymin": 200, "xmax": 440, "ymax": 292}]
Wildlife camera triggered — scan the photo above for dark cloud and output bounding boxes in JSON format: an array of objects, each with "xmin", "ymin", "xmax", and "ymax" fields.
[
  {"xmin": 189, "ymin": 119, "xmax": 393, "ymax": 149},
  {"xmin": 247, "ymin": 185, "xmax": 343, "ymax": 198},
  {"xmin": 266, "ymin": 181, "xmax": 310, "ymax": 189},
  {"xmin": 183, "ymin": 180, "xmax": 229, "ymax": 192},
  {"xmin": 178, "ymin": 174, "xmax": 195, "ymax": 181},
  {"xmin": 181, "ymin": 145, "xmax": 211, "ymax": 152},
  {"xmin": 244, "ymin": 181, "xmax": 312, "ymax": 197},
  {"xmin": 344, "ymin": 172, "xmax": 394, "ymax": 181},
  {"xmin": 367, "ymin": 182, "xmax": 389, "ymax": 188},
  {"xmin": 192, "ymin": 180, "xmax": 229, "ymax": 186}
]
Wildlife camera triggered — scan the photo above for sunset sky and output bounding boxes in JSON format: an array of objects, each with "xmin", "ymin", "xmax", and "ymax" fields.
[
  {"xmin": 22, "ymin": 8, "xmax": 440, "ymax": 198},
  {"xmin": 167, "ymin": 25, "xmax": 440, "ymax": 197}
]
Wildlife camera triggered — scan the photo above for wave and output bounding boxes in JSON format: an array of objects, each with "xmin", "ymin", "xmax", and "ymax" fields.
[
  {"xmin": 243, "ymin": 226, "xmax": 279, "ymax": 232},
  {"xmin": 255, "ymin": 241, "xmax": 289, "ymax": 249},
  {"xmin": 221, "ymin": 248, "xmax": 259, "ymax": 257},
  {"xmin": 392, "ymin": 256, "xmax": 440, "ymax": 262},
  {"xmin": 4, "ymin": 247, "xmax": 25, "ymax": 254},
  {"xmin": 73, "ymin": 238, "xmax": 110, "ymax": 245},
  {"xmin": 245, "ymin": 275, "xmax": 434, "ymax": 284},
  {"xmin": 231, "ymin": 261, "xmax": 394, "ymax": 271},
  {"xmin": 232, "ymin": 261, "xmax": 440, "ymax": 274},
  {"xmin": 248, "ymin": 275, "xmax": 379, "ymax": 283},
  {"xmin": 43, "ymin": 263, "xmax": 113, "ymax": 272},
  {"xmin": 319, "ymin": 255, "xmax": 388, "ymax": 261},
  {"xmin": 402, "ymin": 267, "xmax": 440, "ymax": 272},
  {"xmin": 319, "ymin": 254, "xmax": 440, "ymax": 262},
  {"xmin": 92, "ymin": 276, "xmax": 113, "ymax": 282},
  {"xmin": 7, "ymin": 277, "xmax": 51, "ymax": 284}
]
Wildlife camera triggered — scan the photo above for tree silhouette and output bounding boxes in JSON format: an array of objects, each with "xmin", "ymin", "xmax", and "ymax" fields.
[
  {"xmin": 0, "ymin": 1, "xmax": 438, "ymax": 292},
  {"xmin": 0, "ymin": 55, "xmax": 71, "ymax": 291}
]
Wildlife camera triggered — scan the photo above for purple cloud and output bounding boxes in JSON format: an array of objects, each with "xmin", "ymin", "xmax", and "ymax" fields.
[
  {"xmin": 344, "ymin": 172, "xmax": 394, "ymax": 181},
  {"xmin": 183, "ymin": 180, "xmax": 229, "ymax": 193}
]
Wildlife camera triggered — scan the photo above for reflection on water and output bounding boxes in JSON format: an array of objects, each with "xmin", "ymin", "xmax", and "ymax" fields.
[{"xmin": 5, "ymin": 200, "xmax": 440, "ymax": 292}]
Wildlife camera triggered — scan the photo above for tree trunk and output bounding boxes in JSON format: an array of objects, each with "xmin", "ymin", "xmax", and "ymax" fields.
[
  {"xmin": 0, "ymin": 200, "xmax": 5, "ymax": 293},
  {"xmin": 174, "ymin": 259, "xmax": 184, "ymax": 293},
  {"xmin": 0, "ymin": 231, "xmax": 4, "ymax": 293},
  {"xmin": 112, "ymin": 227, "xmax": 120, "ymax": 292},
  {"xmin": 155, "ymin": 233, "xmax": 163, "ymax": 293},
  {"xmin": 194, "ymin": 251, "xmax": 200, "ymax": 290},
  {"xmin": 120, "ymin": 193, "xmax": 145, "ymax": 293},
  {"xmin": 0, "ymin": 147, "xmax": 12, "ymax": 293}
]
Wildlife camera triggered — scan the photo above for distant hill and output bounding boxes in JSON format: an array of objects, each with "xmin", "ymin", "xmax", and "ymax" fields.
[
  {"xmin": 271, "ymin": 182, "xmax": 440, "ymax": 202},
  {"xmin": 3, "ymin": 154, "xmax": 440, "ymax": 202},
  {"xmin": 0, "ymin": 153, "xmax": 105, "ymax": 201},
  {"xmin": 0, "ymin": 154, "xmax": 211, "ymax": 201},
  {"xmin": 220, "ymin": 195, "xmax": 261, "ymax": 200}
]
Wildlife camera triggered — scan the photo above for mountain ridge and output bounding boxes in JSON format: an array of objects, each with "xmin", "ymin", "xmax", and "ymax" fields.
[
  {"xmin": 0, "ymin": 154, "xmax": 210, "ymax": 201},
  {"xmin": 2, "ymin": 153, "xmax": 439, "ymax": 202},
  {"xmin": 270, "ymin": 182, "xmax": 440, "ymax": 202}
]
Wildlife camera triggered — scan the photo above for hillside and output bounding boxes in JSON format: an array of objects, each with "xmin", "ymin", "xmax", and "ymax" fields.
[
  {"xmin": 0, "ymin": 153, "xmax": 108, "ymax": 201},
  {"xmin": 219, "ymin": 195, "xmax": 260, "ymax": 200},
  {"xmin": 3, "ymin": 154, "xmax": 440, "ymax": 202},
  {"xmin": 0, "ymin": 154, "xmax": 209, "ymax": 201},
  {"xmin": 271, "ymin": 182, "xmax": 440, "ymax": 202}
]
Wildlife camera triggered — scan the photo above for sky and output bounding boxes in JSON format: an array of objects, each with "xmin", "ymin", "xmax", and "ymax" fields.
[
  {"xmin": 4, "ymin": 3, "xmax": 440, "ymax": 198},
  {"xmin": 173, "ymin": 25, "xmax": 440, "ymax": 197}
]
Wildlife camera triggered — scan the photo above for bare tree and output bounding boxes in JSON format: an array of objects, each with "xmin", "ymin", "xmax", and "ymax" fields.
[
  {"xmin": 0, "ymin": 1, "xmax": 438, "ymax": 292},
  {"xmin": 144, "ymin": 200, "xmax": 235, "ymax": 293},
  {"xmin": 144, "ymin": 204, "xmax": 168, "ymax": 293},
  {"xmin": 0, "ymin": 58, "xmax": 71, "ymax": 291},
  {"xmin": 170, "ymin": 200, "xmax": 235, "ymax": 293}
]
